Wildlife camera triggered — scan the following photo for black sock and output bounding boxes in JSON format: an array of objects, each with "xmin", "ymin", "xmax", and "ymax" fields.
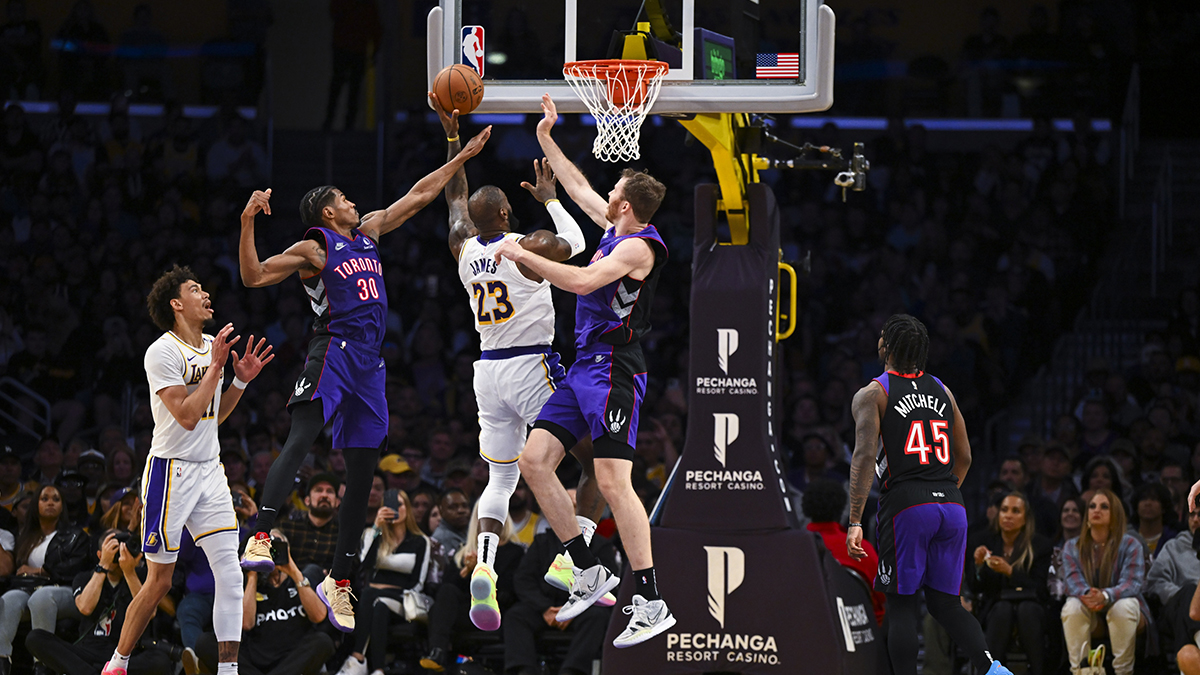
[
  {"xmin": 926, "ymin": 589, "xmax": 993, "ymax": 674},
  {"xmin": 255, "ymin": 401, "xmax": 327, "ymax": 535},
  {"xmin": 633, "ymin": 567, "xmax": 659, "ymax": 601},
  {"xmin": 330, "ymin": 444, "xmax": 384, "ymax": 581},
  {"xmin": 564, "ymin": 535, "xmax": 598, "ymax": 570}
]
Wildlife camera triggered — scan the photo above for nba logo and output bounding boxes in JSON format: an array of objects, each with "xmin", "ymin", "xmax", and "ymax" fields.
[{"xmin": 461, "ymin": 26, "xmax": 485, "ymax": 77}]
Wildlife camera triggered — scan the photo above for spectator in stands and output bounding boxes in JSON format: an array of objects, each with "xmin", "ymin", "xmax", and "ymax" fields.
[
  {"xmin": 25, "ymin": 530, "xmax": 169, "ymax": 675},
  {"xmin": 194, "ymin": 530, "xmax": 334, "ymax": 675},
  {"xmin": 336, "ymin": 489, "xmax": 430, "ymax": 675},
  {"xmin": 502, "ymin": 528, "xmax": 615, "ymax": 675},
  {"xmin": 788, "ymin": 434, "xmax": 847, "ymax": 491},
  {"xmin": 76, "ymin": 450, "xmax": 106, "ymax": 507},
  {"xmin": 359, "ymin": 470, "xmax": 385, "ymax": 529},
  {"xmin": 220, "ymin": 449, "xmax": 247, "ymax": 487},
  {"xmin": 0, "ymin": 484, "xmax": 92, "ymax": 671},
  {"xmin": 54, "ymin": 471, "xmax": 90, "ymax": 530},
  {"xmin": 1162, "ymin": 462, "xmax": 1190, "ymax": 524},
  {"xmin": 280, "ymin": 472, "xmax": 340, "ymax": 575},
  {"xmin": 441, "ymin": 457, "xmax": 478, "ymax": 502},
  {"xmin": 0, "ymin": 446, "xmax": 31, "ymax": 511},
  {"xmin": 204, "ymin": 115, "xmax": 267, "ymax": 189},
  {"xmin": 1109, "ymin": 440, "xmax": 1142, "ymax": 491},
  {"xmin": 421, "ymin": 429, "xmax": 456, "ymax": 488},
  {"xmin": 1082, "ymin": 455, "xmax": 1129, "ymax": 506},
  {"xmin": 29, "ymin": 438, "xmax": 62, "ymax": 486},
  {"xmin": 508, "ymin": 479, "xmax": 541, "ymax": 546},
  {"xmin": 421, "ymin": 506, "xmax": 523, "ymax": 671},
  {"xmin": 105, "ymin": 445, "xmax": 137, "ymax": 487},
  {"xmin": 379, "ymin": 453, "xmax": 427, "ymax": 494},
  {"xmin": 431, "ymin": 488, "xmax": 470, "ymax": 555},
  {"xmin": 970, "ymin": 492, "xmax": 1051, "ymax": 675},
  {"xmin": 96, "ymin": 486, "xmax": 141, "ymax": 536},
  {"xmin": 410, "ymin": 486, "xmax": 438, "ymax": 535},
  {"xmin": 1147, "ymin": 506, "xmax": 1200, "ymax": 618},
  {"xmin": 1060, "ymin": 488, "xmax": 1149, "ymax": 675},
  {"xmin": 802, "ymin": 479, "xmax": 884, "ymax": 624},
  {"xmin": 1130, "ymin": 482, "xmax": 1178, "ymax": 559},
  {"xmin": 1079, "ymin": 398, "xmax": 1119, "ymax": 463}
]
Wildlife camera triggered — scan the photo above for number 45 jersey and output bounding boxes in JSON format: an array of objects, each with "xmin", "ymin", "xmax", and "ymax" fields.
[
  {"xmin": 874, "ymin": 370, "xmax": 957, "ymax": 493},
  {"xmin": 457, "ymin": 233, "xmax": 555, "ymax": 350}
]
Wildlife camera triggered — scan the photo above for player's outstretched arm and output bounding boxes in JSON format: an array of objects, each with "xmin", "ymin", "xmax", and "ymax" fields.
[
  {"xmin": 430, "ymin": 92, "xmax": 477, "ymax": 258},
  {"xmin": 156, "ymin": 324, "xmax": 240, "ymax": 431},
  {"xmin": 534, "ymin": 94, "xmax": 610, "ymax": 229},
  {"xmin": 218, "ymin": 335, "xmax": 275, "ymax": 423},
  {"xmin": 944, "ymin": 385, "xmax": 972, "ymax": 487},
  {"xmin": 496, "ymin": 235, "xmax": 651, "ymax": 295},
  {"xmin": 359, "ymin": 126, "xmax": 492, "ymax": 241},
  {"xmin": 846, "ymin": 383, "xmax": 882, "ymax": 561},
  {"xmin": 239, "ymin": 189, "xmax": 325, "ymax": 287}
]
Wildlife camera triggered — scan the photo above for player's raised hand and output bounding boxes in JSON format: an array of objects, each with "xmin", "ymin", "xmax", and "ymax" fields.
[
  {"xmin": 845, "ymin": 524, "xmax": 866, "ymax": 561},
  {"xmin": 428, "ymin": 92, "xmax": 460, "ymax": 138},
  {"xmin": 493, "ymin": 238, "xmax": 525, "ymax": 265},
  {"xmin": 231, "ymin": 334, "xmax": 275, "ymax": 384},
  {"xmin": 520, "ymin": 158, "xmax": 557, "ymax": 203},
  {"xmin": 537, "ymin": 93, "xmax": 558, "ymax": 136},
  {"xmin": 210, "ymin": 323, "xmax": 241, "ymax": 369},
  {"xmin": 242, "ymin": 189, "xmax": 272, "ymax": 218},
  {"xmin": 460, "ymin": 125, "xmax": 492, "ymax": 159}
]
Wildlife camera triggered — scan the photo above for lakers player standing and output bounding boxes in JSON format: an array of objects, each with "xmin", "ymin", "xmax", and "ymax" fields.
[
  {"xmin": 430, "ymin": 93, "xmax": 610, "ymax": 635},
  {"xmin": 102, "ymin": 265, "xmax": 274, "ymax": 675}
]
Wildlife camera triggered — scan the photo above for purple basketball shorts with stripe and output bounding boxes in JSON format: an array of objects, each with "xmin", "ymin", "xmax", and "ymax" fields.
[{"xmin": 874, "ymin": 480, "xmax": 967, "ymax": 596}]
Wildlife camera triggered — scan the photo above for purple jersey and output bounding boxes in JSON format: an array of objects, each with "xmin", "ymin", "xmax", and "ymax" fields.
[
  {"xmin": 301, "ymin": 226, "xmax": 387, "ymax": 349},
  {"xmin": 574, "ymin": 225, "xmax": 668, "ymax": 350}
]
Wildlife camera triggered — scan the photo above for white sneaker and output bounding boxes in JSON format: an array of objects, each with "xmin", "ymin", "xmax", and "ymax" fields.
[
  {"xmin": 335, "ymin": 656, "xmax": 366, "ymax": 675},
  {"xmin": 555, "ymin": 563, "xmax": 619, "ymax": 622},
  {"xmin": 318, "ymin": 576, "xmax": 357, "ymax": 632},
  {"xmin": 612, "ymin": 594, "xmax": 676, "ymax": 648}
]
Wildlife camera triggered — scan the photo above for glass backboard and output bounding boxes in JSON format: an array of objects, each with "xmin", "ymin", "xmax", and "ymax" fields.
[{"xmin": 427, "ymin": 0, "xmax": 834, "ymax": 114}]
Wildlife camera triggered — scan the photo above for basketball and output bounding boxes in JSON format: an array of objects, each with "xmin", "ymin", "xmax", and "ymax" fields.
[{"xmin": 433, "ymin": 64, "xmax": 484, "ymax": 115}]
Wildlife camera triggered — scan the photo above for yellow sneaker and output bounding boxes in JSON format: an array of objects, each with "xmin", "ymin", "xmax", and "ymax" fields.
[
  {"xmin": 544, "ymin": 553, "xmax": 616, "ymax": 606},
  {"xmin": 469, "ymin": 562, "xmax": 502, "ymax": 630}
]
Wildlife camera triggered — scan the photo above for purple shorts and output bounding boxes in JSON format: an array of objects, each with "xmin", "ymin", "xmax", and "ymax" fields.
[
  {"xmin": 533, "ymin": 343, "xmax": 647, "ymax": 460},
  {"xmin": 289, "ymin": 335, "xmax": 387, "ymax": 449},
  {"xmin": 874, "ymin": 481, "xmax": 967, "ymax": 596}
]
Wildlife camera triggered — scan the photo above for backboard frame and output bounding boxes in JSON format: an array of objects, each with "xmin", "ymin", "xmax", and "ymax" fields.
[{"xmin": 426, "ymin": 1, "xmax": 835, "ymax": 115}]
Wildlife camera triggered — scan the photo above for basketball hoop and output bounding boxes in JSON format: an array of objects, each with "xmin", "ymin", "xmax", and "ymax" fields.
[{"xmin": 563, "ymin": 59, "xmax": 669, "ymax": 163}]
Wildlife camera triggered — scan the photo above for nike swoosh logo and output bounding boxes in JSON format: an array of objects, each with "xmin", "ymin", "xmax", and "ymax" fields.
[{"xmin": 187, "ymin": 354, "xmax": 197, "ymax": 361}]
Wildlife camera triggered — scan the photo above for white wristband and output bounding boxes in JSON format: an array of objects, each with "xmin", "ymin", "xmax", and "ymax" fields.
[{"xmin": 232, "ymin": 377, "xmax": 248, "ymax": 390}]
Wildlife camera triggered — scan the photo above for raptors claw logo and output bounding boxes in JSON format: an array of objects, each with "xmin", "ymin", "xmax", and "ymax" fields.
[
  {"xmin": 294, "ymin": 378, "xmax": 309, "ymax": 398},
  {"xmin": 607, "ymin": 409, "xmax": 627, "ymax": 433},
  {"xmin": 877, "ymin": 562, "xmax": 892, "ymax": 587}
]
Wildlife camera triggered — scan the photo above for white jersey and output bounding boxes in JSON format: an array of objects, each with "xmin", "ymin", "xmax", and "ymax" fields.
[
  {"xmin": 144, "ymin": 331, "xmax": 222, "ymax": 462},
  {"xmin": 457, "ymin": 232, "xmax": 555, "ymax": 351}
]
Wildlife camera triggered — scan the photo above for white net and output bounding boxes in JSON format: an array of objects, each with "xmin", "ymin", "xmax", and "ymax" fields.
[{"xmin": 563, "ymin": 60, "xmax": 669, "ymax": 163}]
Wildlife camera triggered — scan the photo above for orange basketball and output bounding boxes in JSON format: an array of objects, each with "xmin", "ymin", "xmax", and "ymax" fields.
[{"xmin": 433, "ymin": 64, "xmax": 484, "ymax": 115}]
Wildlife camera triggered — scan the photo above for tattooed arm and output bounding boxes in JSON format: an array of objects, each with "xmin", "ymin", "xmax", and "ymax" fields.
[{"xmin": 846, "ymin": 382, "xmax": 883, "ymax": 561}]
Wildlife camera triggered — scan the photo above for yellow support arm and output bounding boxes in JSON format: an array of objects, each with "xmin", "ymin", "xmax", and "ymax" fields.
[{"xmin": 678, "ymin": 113, "xmax": 759, "ymax": 245}]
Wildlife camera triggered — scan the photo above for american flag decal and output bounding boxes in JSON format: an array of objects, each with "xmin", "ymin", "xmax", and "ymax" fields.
[{"xmin": 756, "ymin": 53, "xmax": 799, "ymax": 79}]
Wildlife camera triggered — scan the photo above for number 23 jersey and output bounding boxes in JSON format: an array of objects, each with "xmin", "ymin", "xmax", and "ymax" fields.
[
  {"xmin": 875, "ymin": 370, "xmax": 957, "ymax": 492},
  {"xmin": 457, "ymin": 233, "xmax": 554, "ymax": 350}
]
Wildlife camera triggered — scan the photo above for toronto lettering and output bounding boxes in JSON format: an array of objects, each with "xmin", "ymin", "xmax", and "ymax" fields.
[{"xmin": 331, "ymin": 257, "xmax": 384, "ymax": 280}]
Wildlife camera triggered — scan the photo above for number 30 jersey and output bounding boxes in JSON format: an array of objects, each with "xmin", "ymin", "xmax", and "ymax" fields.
[
  {"xmin": 874, "ymin": 370, "xmax": 957, "ymax": 493},
  {"xmin": 302, "ymin": 226, "xmax": 387, "ymax": 350},
  {"xmin": 457, "ymin": 233, "xmax": 554, "ymax": 350}
]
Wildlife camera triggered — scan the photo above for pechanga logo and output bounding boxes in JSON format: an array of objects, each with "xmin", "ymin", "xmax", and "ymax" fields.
[
  {"xmin": 712, "ymin": 414, "xmax": 739, "ymax": 468},
  {"xmin": 607, "ymin": 409, "xmax": 627, "ymax": 433},
  {"xmin": 705, "ymin": 546, "xmax": 744, "ymax": 629},
  {"xmin": 717, "ymin": 328, "xmax": 739, "ymax": 375}
]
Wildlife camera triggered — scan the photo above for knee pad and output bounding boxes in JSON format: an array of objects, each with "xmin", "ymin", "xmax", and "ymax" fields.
[
  {"xmin": 198, "ymin": 535, "xmax": 244, "ymax": 643},
  {"xmin": 477, "ymin": 460, "xmax": 520, "ymax": 524}
]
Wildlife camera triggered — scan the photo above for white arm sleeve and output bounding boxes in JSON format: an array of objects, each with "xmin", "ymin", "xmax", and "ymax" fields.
[{"xmin": 547, "ymin": 200, "xmax": 586, "ymax": 257}]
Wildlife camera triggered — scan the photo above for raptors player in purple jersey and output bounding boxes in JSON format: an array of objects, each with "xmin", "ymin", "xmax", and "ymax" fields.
[
  {"xmin": 493, "ymin": 94, "xmax": 675, "ymax": 648},
  {"xmin": 233, "ymin": 126, "xmax": 491, "ymax": 632},
  {"xmin": 846, "ymin": 314, "xmax": 1011, "ymax": 675}
]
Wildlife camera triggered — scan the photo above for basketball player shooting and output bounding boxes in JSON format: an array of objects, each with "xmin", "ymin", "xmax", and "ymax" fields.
[
  {"xmin": 492, "ymin": 93, "xmax": 675, "ymax": 648},
  {"xmin": 102, "ymin": 265, "xmax": 274, "ymax": 675},
  {"xmin": 845, "ymin": 314, "xmax": 1011, "ymax": 675},
  {"xmin": 235, "ymin": 126, "xmax": 491, "ymax": 632},
  {"xmin": 429, "ymin": 92, "xmax": 613, "ymax": 634}
]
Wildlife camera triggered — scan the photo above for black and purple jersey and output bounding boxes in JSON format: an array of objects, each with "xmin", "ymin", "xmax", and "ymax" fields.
[
  {"xmin": 873, "ymin": 370, "xmax": 957, "ymax": 493},
  {"xmin": 573, "ymin": 225, "xmax": 667, "ymax": 351},
  {"xmin": 301, "ymin": 226, "xmax": 386, "ymax": 350}
]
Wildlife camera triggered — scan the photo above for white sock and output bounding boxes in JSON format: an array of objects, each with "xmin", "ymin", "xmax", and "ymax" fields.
[
  {"xmin": 478, "ymin": 531, "xmax": 500, "ymax": 567},
  {"xmin": 217, "ymin": 661, "xmax": 239, "ymax": 675},
  {"xmin": 576, "ymin": 516, "xmax": 597, "ymax": 546},
  {"xmin": 108, "ymin": 651, "xmax": 131, "ymax": 671}
]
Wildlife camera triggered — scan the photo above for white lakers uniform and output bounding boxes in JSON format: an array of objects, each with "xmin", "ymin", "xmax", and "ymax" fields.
[
  {"xmin": 142, "ymin": 332, "xmax": 239, "ymax": 562},
  {"xmin": 458, "ymin": 233, "xmax": 566, "ymax": 464}
]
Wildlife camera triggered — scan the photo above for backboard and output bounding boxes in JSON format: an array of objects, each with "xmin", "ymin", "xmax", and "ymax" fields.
[{"xmin": 426, "ymin": 0, "xmax": 834, "ymax": 115}]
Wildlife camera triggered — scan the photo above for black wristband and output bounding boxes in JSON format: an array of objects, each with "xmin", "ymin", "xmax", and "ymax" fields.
[{"xmin": 94, "ymin": 564, "xmax": 111, "ymax": 575}]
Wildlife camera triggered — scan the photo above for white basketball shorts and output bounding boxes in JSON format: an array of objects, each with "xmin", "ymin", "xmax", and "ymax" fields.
[
  {"xmin": 474, "ymin": 348, "xmax": 566, "ymax": 465},
  {"xmin": 140, "ymin": 455, "xmax": 238, "ymax": 564}
]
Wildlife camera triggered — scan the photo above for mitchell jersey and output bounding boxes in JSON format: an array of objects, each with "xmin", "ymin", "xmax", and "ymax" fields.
[
  {"xmin": 575, "ymin": 225, "xmax": 667, "ymax": 350},
  {"xmin": 457, "ymin": 232, "xmax": 555, "ymax": 351},
  {"xmin": 874, "ymin": 370, "xmax": 956, "ymax": 492},
  {"xmin": 302, "ymin": 226, "xmax": 387, "ymax": 350},
  {"xmin": 145, "ymin": 332, "xmax": 221, "ymax": 462}
]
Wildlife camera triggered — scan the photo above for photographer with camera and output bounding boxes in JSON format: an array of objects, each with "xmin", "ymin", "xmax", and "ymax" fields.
[
  {"xmin": 25, "ymin": 530, "xmax": 171, "ymax": 675},
  {"xmin": 192, "ymin": 531, "xmax": 333, "ymax": 675}
]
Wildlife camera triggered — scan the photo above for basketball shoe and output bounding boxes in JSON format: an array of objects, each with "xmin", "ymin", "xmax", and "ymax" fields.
[
  {"xmin": 556, "ymin": 563, "xmax": 619, "ymax": 621},
  {"xmin": 318, "ymin": 576, "xmax": 356, "ymax": 632},
  {"xmin": 612, "ymin": 594, "xmax": 677, "ymax": 648},
  {"xmin": 469, "ymin": 562, "xmax": 502, "ymax": 631},
  {"xmin": 544, "ymin": 553, "xmax": 616, "ymax": 606},
  {"xmin": 240, "ymin": 532, "xmax": 275, "ymax": 572}
]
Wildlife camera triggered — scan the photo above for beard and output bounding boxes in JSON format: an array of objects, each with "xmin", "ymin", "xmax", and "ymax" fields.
[
  {"xmin": 605, "ymin": 200, "xmax": 619, "ymax": 223},
  {"xmin": 506, "ymin": 211, "xmax": 520, "ymax": 231},
  {"xmin": 310, "ymin": 501, "xmax": 335, "ymax": 518}
]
